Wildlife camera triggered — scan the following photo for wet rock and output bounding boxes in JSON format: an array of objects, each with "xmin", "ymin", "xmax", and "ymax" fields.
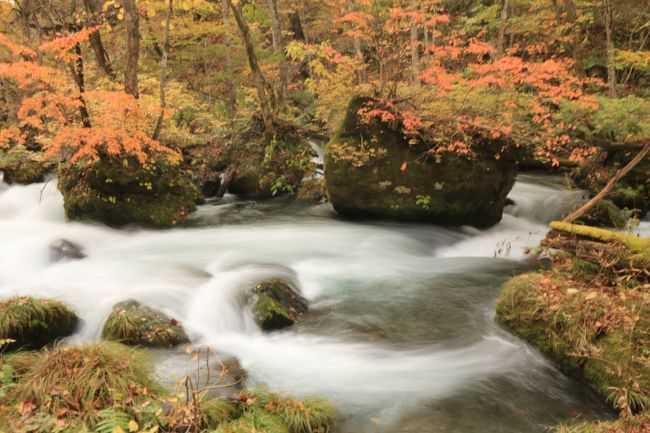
[
  {"xmin": 49, "ymin": 239, "xmax": 86, "ymax": 262},
  {"xmin": 102, "ymin": 300, "xmax": 189, "ymax": 347},
  {"xmin": 0, "ymin": 296, "xmax": 78, "ymax": 351},
  {"xmin": 324, "ymin": 97, "xmax": 517, "ymax": 228},
  {"xmin": 247, "ymin": 279, "xmax": 308, "ymax": 331},
  {"xmin": 0, "ymin": 148, "xmax": 50, "ymax": 185}
]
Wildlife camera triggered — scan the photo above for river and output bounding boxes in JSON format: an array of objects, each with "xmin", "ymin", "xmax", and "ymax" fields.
[{"xmin": 1, "ymin": 173, "xmax": 636, "ymax": 432}]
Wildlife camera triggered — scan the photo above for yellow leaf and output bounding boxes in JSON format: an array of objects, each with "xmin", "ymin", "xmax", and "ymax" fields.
[
  {"xmin": 585, "ymin": 291, "xmax": 598, "ymax": 301},
  {"xmin": 128, "ymin": 420, "xmax": 139, "ymax": 432},
  {"xmin": 113, "ymin": 427, "xmax": 125, "ymax": 433},
  {"xmin": 148, "ymin": 427, "xmax": 159, "ymax": 433}
]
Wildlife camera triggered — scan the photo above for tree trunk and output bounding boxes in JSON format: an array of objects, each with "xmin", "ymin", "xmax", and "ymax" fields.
[
  {"xmin": 410, "ymin": 12, "xmax": 419, "ymax": 86},
  {"xmin": 562, "ymin": 0, "xmax": 584, "ymax": 77},
  {"xmin": 497, "ymin": 0, "xmax": 510, "ymax": 57},
  {"xmin": 267, "ymin": 0, "xmax": 288, "ymax": 107},
  {"xmin": 220, "ymin": 0, "xmax": 238, "ymax": 115},
  {"xmin": 82, "ymin": 0, "xmax": 115, "ymax": 79},
  {"xmin": 563, "ymin": 142, "xmax": 650, "ymax": 224},
  {"xmin": 226, "ymin": 0, "xmax": 276, "ymax": 135},
  {"xmin": 289, "ymin": 11, "xmax": 306, "ymax": 41},
  {"xmin": 123, "ymin": 0, "xmax": 140, "ymax": 98},
  {"xmin": 604, "ymin": 0, "xmax": 617, "ymax": 97},
  {"xmin": 152, "ymin": 0, "xmax": 172, "ymax": 141},
  {"xmin": 424, "ymin": 23, "xmax": 430, "ymax": 64},
  {"xmin": 68, "ymin": 44, "xmax": 92, "ymax": 128}
]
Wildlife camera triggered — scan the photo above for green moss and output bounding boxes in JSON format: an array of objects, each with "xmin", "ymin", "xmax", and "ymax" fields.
[
  {"xmin": 102, "ymin": 300, "xmax": 189, "ymax": 347},
  {"xmin": 0, "ymin": 296, "xmax": 78, "ymax": 351},
  {"xmin": 248, "ymin": 280, "xmax": 308, "ymax": 331},
  {"xmin": 573, "ymin": 199, "xmax": 626, "ymax": 229}
]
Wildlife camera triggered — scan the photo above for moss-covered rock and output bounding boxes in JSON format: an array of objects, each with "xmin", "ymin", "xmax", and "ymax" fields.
[
  {"xmin": 213, "ymin": 389, "xmax": 336, "ymax": 433},
  {"xmin": 496, "ymin": 271, "xmax": 650, "ymax": 413},
  {"xmin": 324, "ymin": 97, "xmax": 517, "ymax": 228},
  {"xmin": 247, "ymin": 279, "xmax": 308, "ymax": 331},
  {"xmin": 102, "ymin": 300, "xmax": 189, "ymax": 347},
  {"xmin": 214, "ymin": 117, "xmax": 313, "ymax": 199},
  {"xmin": 296, "ymin": 177, "xmax": 327, "ymax": 203},
  {"xmin": 0, "ymin": 296, "xmax": 78, "ymax": 351},
  {"xmin": 58, "ymin": 156, "xmax": 200, "ymax": 228},
  {"xmin": 0, "ymin": 147, "xmax": 50, "ymax": 185},
  {"xmin": 573, "ymin": 145, "xmax": 650, "ymax": 218}
]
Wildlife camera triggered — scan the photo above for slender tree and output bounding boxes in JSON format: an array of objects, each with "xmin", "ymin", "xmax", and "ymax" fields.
[
  {"xmin": 604, "ymin": 0, "xmax": 617, "ymax": 97},
  {"xmin": 82, "ymin": 0, "xmax": 115, "ymax": 79},
  {"xmin": 152, "ymin": 0, "xmax": 172, "ymax": 140},
  {"xmin": 123, "ymin": 0, "xmax": 140, "ymax": 98}
]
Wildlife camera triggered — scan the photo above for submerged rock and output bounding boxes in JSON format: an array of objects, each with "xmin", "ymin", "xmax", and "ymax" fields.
[
  {"xmin": 57, "ymin": 157, "xmax": 200, "ymax": 228},
  {"xmin": 247, "ymin": 279, "xmax": 308, "ymax": 331},
  {"xmin": 49, "ymin": 239, "xmax": 86, "ymax": 262},
  {"xmin": 102, "ymin": 300, "xmax": 189, "ymax": 347},
  {"xmin": 0, "ymin": 296, "xmax": 78, "ymax": 351},
  {"xmin": 324, "ymin": 97, "xmax": 517, "ymax": 228}
]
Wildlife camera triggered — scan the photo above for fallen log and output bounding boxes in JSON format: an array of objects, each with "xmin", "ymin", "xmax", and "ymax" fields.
[{"xmin": 543, "ymin": 222, "xmax": 650, "ymax": 277}]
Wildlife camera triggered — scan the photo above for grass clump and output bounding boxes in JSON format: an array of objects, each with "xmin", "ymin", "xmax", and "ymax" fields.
[
  {"xmin": 553, "ymin": 413, "xmax": 650, "ymax": 432},
  {"xmin": 213, "ymin": 408, "xmax": 289, "ymax": 433},
  {"xmin": 202, "ymin": 398, "xmax": 241, "ymax": 428},
  {"xmin": 3, "ymin": 341, "xmax": 162, "ymax": 431},
  {"xmin": 102, "ymin": 300, "xmax": 189, "ymax": 347},
  {"xmin": 496, "ymin": 260, "xmax": 650, "ymax": 416},
  {"xmin": 0, "ymin": 296, "xmax": 78, "ymax": 351}
]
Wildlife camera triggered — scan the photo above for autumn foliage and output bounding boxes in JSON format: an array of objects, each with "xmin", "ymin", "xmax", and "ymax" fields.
[{"xmin": 0, "ymin": 30, "xmax": 178, "ymax": 167}]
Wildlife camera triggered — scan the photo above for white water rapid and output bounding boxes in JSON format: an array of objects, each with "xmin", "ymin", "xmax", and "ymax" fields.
[{"xmin": 0, "ymin": 173, "xmax": 618, "ymax": 432}]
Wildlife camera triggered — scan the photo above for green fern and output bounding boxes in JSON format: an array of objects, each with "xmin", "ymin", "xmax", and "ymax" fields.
[{"xmin": 94, "ymin": 409, "xmax": 130, "ymax": 433}]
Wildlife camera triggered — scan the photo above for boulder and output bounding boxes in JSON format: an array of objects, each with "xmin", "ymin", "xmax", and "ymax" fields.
[
  {"xmin": 57, "ymin": 156, "xmax": 200, "ymax": 228},
  {"xmin": 247, "ymin": 279, "xmax": 308, "ymax": 331},
  {"xmin": 102, "ymin": 300, "xmax": 189, "ymax": 347},
  {"xmin": 571, "ymin": 199, "xmax": 627, "ymax": 229},
  {"xmin": 324, "ymin": 97, "xmax": 517, "ymax": 228},
  {"xmin": 49, "ymin": 239, "xmax": 86, "ymax": 262},
  {"xmin": 0, "ymin": 296, "xmax": 78, "ymax": 351},
  {"xmin": 0, "ymin": 147, "xmax": 49, "ymax": 185}
]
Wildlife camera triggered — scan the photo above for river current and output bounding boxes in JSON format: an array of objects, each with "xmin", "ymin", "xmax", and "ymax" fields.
[{"xmin": 2, "ymin": 173, "xmax": 644, "ymax": 432}]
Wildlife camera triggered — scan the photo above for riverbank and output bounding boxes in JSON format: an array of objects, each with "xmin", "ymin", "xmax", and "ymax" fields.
[{"xmin": 496, "ymin": 223, "xmax": 650, "ymax": 431}]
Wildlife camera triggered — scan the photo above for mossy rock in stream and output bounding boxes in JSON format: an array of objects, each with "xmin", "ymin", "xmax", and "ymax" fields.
[
  {"xmin": 57, "ymin": 157, "xmax": 201, "ymax": 228},
  {"xmin": 0, "ymin": 296, "xmax": 78, "ymax": 352},
  {"xmin": 247, "ymin": 279, "xmax": 308, "ymax": 331},
  {"xmin": 211, "ymin": 388, "xmax": 336, "ymax": 433},
  {"xmin": 0, "ymin": 147, "xmax": 50, "ymax": 185},
  {"xmin": 496, "ymin": 272, "xmax": 650, "ymax": 412},
  {"xmin": 102, "ymin": 300, "xmax": 189, "ymax": 347},
  {"xmin": 324, "ymin": 97, "xmax": 517, "ymax": 228}
]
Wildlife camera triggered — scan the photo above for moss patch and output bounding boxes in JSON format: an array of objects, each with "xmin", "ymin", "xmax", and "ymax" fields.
[
  {"xmin": 248, "ymin": 279, "xmax": 308, "ymax": 331},
  {"xmin": 1, "ymin": 342, "xmax": 161, "ymax": 431},
  {"xmin": 0, "ymin": 296, "xmax": 78, "ymax": 352},
  {"xmin": 496, "ymin": 266, "xmax": 650, "ymax": 415},
  {"xmin": 0, "ymin": 147, "xmax": 50, "ymax": 185},
  {"xmin": 102, "ymin": 300, "xmax": 189, "ymax": 347}
]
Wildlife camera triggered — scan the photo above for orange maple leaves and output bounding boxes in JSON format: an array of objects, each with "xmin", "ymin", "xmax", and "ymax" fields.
[{"xmin": 0, "ymin": 32, "xmax": 178, "ymax": 166}]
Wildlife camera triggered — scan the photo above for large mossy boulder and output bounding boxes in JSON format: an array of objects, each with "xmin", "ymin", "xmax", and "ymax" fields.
[
  {"xmin": 573, "ymin": 145, "xmax": 650, "ymax": 218},
  {"xmin": 0, "ymin": 296, "xmax": 78, "ymax": 351},
  {"xmin": 247, "ymin": 279, "xmax": 308, "ymax": 331},
  {"xmin": 102, "ymin": 300, "xmax": 189, "ymax": 347},
  {"xmin": 324, "ymin": 97, "xmax": 517, "ymax": 228},
  {"xmin": 58, "ymin": 157, "xmax": 200, "ymax": 228},
  {"xmin": 0, "ymin": 147, "xmax": 50, "ymax": 185}
]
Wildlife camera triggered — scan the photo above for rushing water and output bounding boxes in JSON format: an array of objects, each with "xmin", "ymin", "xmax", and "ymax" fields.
[{"xmin": 0, "ymin": 172, "xmax": 622, "ymax": 432}]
